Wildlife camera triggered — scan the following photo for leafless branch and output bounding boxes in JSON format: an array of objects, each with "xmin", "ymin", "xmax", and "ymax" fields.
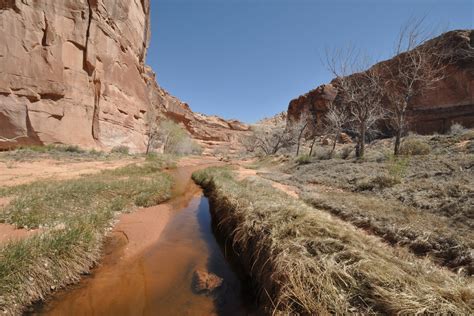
[{"xmin": 0, "ymin": 135, "xmax": 28, "ymax": 142}]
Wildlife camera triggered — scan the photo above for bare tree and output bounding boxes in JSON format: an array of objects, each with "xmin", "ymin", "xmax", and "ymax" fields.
[
  {"xmin": 0, "ymin": 135, "xmax": 27, "ymax": 142},
  {"xmin": 249, "ymin": 122, "xmax": 293, "ymax": 156},
  {"xmin": 325, "ymin": 47, "xmax": 385, "ymax": 158},
  {"xmin": 307, "ymin": 117, "xmax": 321, "ymax": 156},
  {"xmin": 323, "ymin": 100, "xmax": 350, "ymax": 156},
  {"xmin": 144, "ymin": 109, "xmax": 159, "ymax": 154},
  {"xmin": 385, "ymin": 18, "xmax": 448, "ymax": 155},
  {"xmin": 289, "ymin": 112, "xmax": 312, "ymax": 156}
]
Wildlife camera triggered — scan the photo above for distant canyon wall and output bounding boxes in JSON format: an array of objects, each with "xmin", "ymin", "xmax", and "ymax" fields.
[
  {"xmin": 287, "ymin": 30, "xmax": 474, "ymax": 134},
  {"xmin": 0, "ymin": 0, "xmax": 248, "ymax": 152}
]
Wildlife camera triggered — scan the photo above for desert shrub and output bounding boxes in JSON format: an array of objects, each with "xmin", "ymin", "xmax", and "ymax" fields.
[
  {"xmin": 295, "ymin": 154, "xmax": 312, "ymax": 165},
  {"xmin": 111, "ymin": 145, "xmax": 130, "ymax": 155},
  {"xmin": 312, "ymin": 148, "xmax": 332, "ymax": 160},
  {"xmin": 399, "ymin": 138, "xmax": 431, "ymax": 155},
  {"xmin": 153, "ymin": 120, "xmax": 202, "ymax": 156},
  {"xmin": 449, "ymin": 123, "xmax": 466, "ymax": 136},
  {"xmin": 174, "ymin": 137, "xmax": 203, "ymax": 155},
  {"xmin": 356, "ymin": 178, "xmax": 375, "ymax": 191},
  {"xmin": 87, "ymin": 149, "xmax": 104, "ymax": 156},
  {"xmin": 356, "ymin": 174, "xmax": 400, "ymax": 191},
  {"xmin": 387, "ymin": 155, "xmax": 409, "ymax": 179},
  {"xmin": 373, "ymin": 174, "xmax": 401, "ymax": 188},
  {"xmin": 62, "ymin": 145, "xmax": 85, "ymax": 153},
  {"xmin": 467, "ymin": 141, "xmax": 474, "ymax": 153},
  {"xmin": 339, "ymin": 146, "xmax": 353, "ymax": 159}
]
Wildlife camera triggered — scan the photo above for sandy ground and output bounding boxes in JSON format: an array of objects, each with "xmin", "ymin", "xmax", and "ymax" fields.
[
  {"xmin": 234, "ymin": 164, "xmax": 299, "ymax": 198},
  {"xmin": 0, "ymin": 158, "xmax": 139, "ymax": 187},
  {"xmin": 0, "ymin": 158, "xmax": 140, "ymax": 245},
  {"xmin": 0, "ymin": 224, "xmax": 40, "ymax": 245}
]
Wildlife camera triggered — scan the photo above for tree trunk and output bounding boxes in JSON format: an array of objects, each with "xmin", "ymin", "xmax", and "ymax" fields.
[
  {"xmin": 330, "ymin": 131, "xmax": 339, "ymax": 157},
  {"xmin": 393, "ymin": 108, "xmax": 405, "ymax": 156},
  {"xmin": 359, "ymin": 124, "xmax": 366, "ymax": 158},
  {"xmin": 394, "ymin": 128, "xmax": 402, "ymax": 156},
  {"xmin": 296, "ymin": 123, "xmax": 307, "ymax": 156},
  {"xmin": 146, "ymin": 139, "xmax": 151, "ymax": 154},
  {"xmin": 309, "ymin": 136, "xmax": 317, "ymax": 156}
]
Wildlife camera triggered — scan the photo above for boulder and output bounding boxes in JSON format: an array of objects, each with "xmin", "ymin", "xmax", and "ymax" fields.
[
  {"xmin": 339, "ymin": 133, "xmax": 352, "ymax": 144},
  {"xmin": 192, "ymin": 269, "xmax": 223, "ymax": 294}
]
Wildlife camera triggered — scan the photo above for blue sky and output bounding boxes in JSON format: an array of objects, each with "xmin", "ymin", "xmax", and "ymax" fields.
[{"xmin": 147, "ymin": 0, "xmax": 473, "ymax": 123}]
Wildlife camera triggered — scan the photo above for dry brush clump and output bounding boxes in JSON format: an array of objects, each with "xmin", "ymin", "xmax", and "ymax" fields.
[
  {"xmin": 256, "ymin": 131, "xmax": 473, "ymax": 274},
  {"xmin": 301, "ymin": 188, "xmax": 473, "ymax": 275},
  {"xmin": 192, "ymin": 167, "xmax": 473, "ymax": 315},
  {"xmin": 0, "ymin": 157, "xmax": 175, "ymax": 314}
]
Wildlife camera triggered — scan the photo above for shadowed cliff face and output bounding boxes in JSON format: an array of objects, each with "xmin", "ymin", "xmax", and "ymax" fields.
[
  {"xmin": 0, "ymin": 1, "xmax": 248, "ymax": 152},
  {"xmin": 287, "ymin": 30, "xmax": 474, "ymax": 134}
]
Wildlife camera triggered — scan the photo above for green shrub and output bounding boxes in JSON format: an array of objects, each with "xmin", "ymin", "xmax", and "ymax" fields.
[
  {"xmin": 111, "ymin": 145, "xmax": 130, "ymax": 155},
  {"xmin": 62, "ymin": 145, "xmax": 85, "ymax": 153},
  {"xmin": 296, "ymin": 154, "xmax": 312, "ymax": 165},
  {"xmin": 399, "ymin": 138, "xmax": 431, "ymax": 155},
  {"xmin": 387, "ymin": 155, "xmax": 409, "ymax": 179}
]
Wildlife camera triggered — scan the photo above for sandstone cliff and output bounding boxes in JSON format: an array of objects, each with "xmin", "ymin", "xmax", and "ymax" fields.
[
  {"xmin": 143, "ymin": 67, "xmax": 250, "ymax": 154},
  {"xmin": 287, "ymin": 30, "xmax": 474, "ymax": 134},
  {"xmin": 0, "ymin": 1, "xmax": 248, "ymax": 152}
]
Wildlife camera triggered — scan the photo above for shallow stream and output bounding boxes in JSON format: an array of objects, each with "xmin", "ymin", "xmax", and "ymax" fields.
[{"xmin": 33, "ymin": 164, "xmax": 251, "ymax": 316}]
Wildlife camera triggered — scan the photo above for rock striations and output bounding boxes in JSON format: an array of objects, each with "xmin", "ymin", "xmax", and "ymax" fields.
[
  {"xmin": 0, "ymin": 1, "xmax": 248, "ymax": 152},
  {"xmin": 287, "ymin": 30, "xmax": 474, "ymax": 134}
]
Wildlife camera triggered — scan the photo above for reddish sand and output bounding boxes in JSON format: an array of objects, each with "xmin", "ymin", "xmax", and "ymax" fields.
[
  {"xmin": 0, "ymin": 158, "xmax": 143, "ymax": 245},
  {"xmin": 0, "ymin": 158, "xmax": 140, "ymax": 187},
  {"xmin": 0, "ymin": 224, "xmax": 39, "ymax": 245},
  {"xmin": 235, "ymin": 164, "xmax": 299, "ymax": 198}
]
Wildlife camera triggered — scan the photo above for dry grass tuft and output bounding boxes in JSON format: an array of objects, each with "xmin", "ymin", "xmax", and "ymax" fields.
[{"xmin": 193, "ymin": 167, "xmax": 473, "ymax": 315}]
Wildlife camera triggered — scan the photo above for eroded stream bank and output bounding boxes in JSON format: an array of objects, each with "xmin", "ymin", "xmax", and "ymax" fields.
[{"xmin": 32, "ymin": 161, "xmax": 252, "ymax": 316}]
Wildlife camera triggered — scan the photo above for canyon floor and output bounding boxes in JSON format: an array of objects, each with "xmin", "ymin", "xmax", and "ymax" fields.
[{"xmin": 0, "ymin": 130, "xmax": 473, "ymax": 315}]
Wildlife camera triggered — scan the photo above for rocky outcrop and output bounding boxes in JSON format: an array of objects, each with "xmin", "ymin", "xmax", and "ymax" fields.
[
  {"xmin": 0, "ymin": 1, "xmax": 248, "ymax": 152},
  {"xmin": 287, "ymin": 30, "xmax": 474, "ymax": 134},
  {"xmin": 0, "ymin": 0, "xmax": 154, "ymax": 151},
  {"xmin": 144, "ymin": 67, "xmax": 250, "ymax": 154},
  {"xmin": 257, "ymin": 111, "xmax": 288, "ymax": 127}
]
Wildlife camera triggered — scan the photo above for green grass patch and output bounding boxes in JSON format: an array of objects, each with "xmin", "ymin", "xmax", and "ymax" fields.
[{"xmin": 0, "ymin": 157, "xmax": 174, "ymax": 314}]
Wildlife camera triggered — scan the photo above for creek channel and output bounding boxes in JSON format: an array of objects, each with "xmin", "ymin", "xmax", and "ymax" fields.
[{"xmin": 33, "ymin": 162, "xmax": 253, "ymax": 316}]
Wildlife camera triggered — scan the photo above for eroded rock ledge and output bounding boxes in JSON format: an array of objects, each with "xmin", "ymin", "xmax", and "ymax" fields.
[{"xmin": 287, "ymin": 30, "xmax": 474, "ymax": 134}]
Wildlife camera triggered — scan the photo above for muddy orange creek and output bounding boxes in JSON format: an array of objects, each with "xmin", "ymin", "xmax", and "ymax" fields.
[{"xmin": 31, "ymin": 163, "xmax": 253, "ymax": 316}]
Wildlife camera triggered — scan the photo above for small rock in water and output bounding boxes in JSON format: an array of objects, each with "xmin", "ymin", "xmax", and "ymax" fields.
[{"xmin": 192, "ymin": 269, "xmax": 223, "ymax": 294}]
